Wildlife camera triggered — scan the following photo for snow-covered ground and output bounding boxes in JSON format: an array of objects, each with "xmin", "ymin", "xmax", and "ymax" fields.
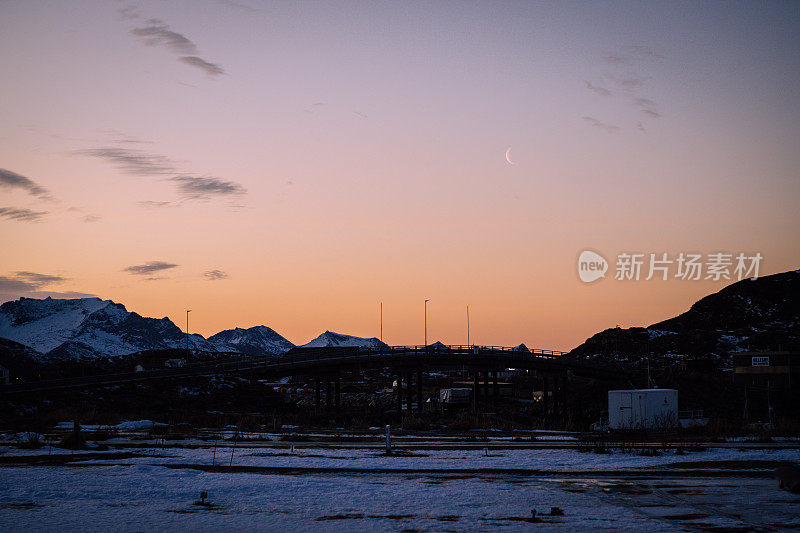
[
  {"xmin": 0, "ymin": 444, "xmax": 798, "ymax": 531},
  {"xmin": 94, "ymin": 445, "xmax": 800, "ymax": 472}
]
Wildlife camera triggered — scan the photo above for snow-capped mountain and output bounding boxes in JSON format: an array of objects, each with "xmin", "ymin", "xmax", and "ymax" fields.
[
  {"xmin": 0, "ymin": 297, "xmax": 215, "ymax": 360},
  {"xmin": 300, "ymin": 330, "xmax": 388, "ymax": 349},
  {"xmin": 0, "ymin": 297, "xmax": 111, "ymax": 354},
  {"xmin": 208, "ymin": 326, "xmax": 294, "ymax": 355}
]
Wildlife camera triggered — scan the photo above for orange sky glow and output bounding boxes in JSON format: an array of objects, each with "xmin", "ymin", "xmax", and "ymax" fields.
[{"xmin": 1, "ymin": 1, "xmax": 798, "ymax": 350}]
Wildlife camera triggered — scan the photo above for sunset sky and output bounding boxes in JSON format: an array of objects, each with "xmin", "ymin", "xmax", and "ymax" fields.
[{"xmin": 1, "ymin": 1, "xmax": 798, "ymax": 350}]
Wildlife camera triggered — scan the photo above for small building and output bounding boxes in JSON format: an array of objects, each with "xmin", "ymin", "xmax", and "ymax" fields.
[
  {"xmin": 0, "ymin": 364, "xmax": 9, "ymax": 384},
  {"xmin": 164, "ymin": 358, "xmax": 186, "ymax": 368},
  {"xmin": 734, "ymin": 351, "xmax": 799, "ymax": 391},
  {"xmin": 439, "ymin": 388, "xmax": 471, "ymax": 405},
  {"xmin": 608, "ymin": 389, "xmax": 678, "ymax": 430}
]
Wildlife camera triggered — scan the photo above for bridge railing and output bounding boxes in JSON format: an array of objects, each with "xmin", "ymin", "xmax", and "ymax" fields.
[{"xmin": 374, "ymin": 345, "xmax": 568, "ymax": 357}]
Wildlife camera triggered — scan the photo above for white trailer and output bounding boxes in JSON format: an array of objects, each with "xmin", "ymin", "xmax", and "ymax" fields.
[{"xmin": 608, "ymin": 389, "xmax": 678, "ymax": 430}]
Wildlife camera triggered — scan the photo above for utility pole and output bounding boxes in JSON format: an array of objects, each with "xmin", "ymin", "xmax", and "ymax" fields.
[
  {"xmin": 186, "ymin": 309, "xmax": 191, "ymax": 355},
  {"xmin": 380, "ymin": 302, "xmax": 383, "ymax": 343},
  {"xmin": 424, "ymin": 299, "xmax": 429, "ymax": 346},
  {"xmin": 467, "ymin": 305, "xmax": 470, "ymax": 347}
]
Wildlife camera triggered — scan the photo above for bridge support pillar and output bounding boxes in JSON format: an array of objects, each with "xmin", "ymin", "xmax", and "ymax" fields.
[
  {"xmin": 315, "ymin": 377, "xmax": 321, "ymax": 410},
  {"xmin": 326, "ymin": 378, "xmax": 332, "ymax": 414},
  {"xmin": 483, "ymin": 370, "xmax": 489, "ymax": 406},
  {"xmin": 416, "ymin": 370, "xmax": 423, "ymax": 412},
  {"xmin": 492, "ymin": 371, "xmax": 498, "ymax": 403},
  {"xmin": 552, "ymin": 377, "xmax": 560, "ymax": 424},
  {"xmin": 397, "ymin": 372, "xmax": 403, "ymax": 414},
  {"xmin": 406, "ymin": 371, "xmax": 413, "ymax": 413},
  {"xmin": 473, "ymin": 371, "xmax": 480, "ymax": 411},
  {"xmin": 334, "ymin": 375, "xmax": 341, "ymax": 413},
  {"xmin": 542, "ymin": 376, "xmax": 549, "ymax": 423}
]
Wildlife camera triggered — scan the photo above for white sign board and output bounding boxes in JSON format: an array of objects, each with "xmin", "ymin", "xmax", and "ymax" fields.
[{"xmin": 751, "ymin": 356, "xmax": 769, "ymax": 367}]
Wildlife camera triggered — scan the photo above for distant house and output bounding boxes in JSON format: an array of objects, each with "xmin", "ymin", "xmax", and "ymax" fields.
[
  {"xmin": 165, "ymin": 358, "xmax": 186, "ymax": 368},
  {"xmin": 0, "ymin": 364, "xmax": 9, "ymax": 384},
  {"xmin": 734, "ymin": 351, "xmax": 799, "ymax": 391}
]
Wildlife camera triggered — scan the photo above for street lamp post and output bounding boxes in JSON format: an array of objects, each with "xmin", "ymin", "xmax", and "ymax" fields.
[
  {"xmin": 467, "ymin": 305, "xmax": 470, "ymax": 347},
  {"xmin": 424, "ymin": 299, "xmax": 430, "ymax": 347}
]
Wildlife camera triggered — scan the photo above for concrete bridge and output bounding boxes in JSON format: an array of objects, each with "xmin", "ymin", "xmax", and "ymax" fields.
[{"xmin": 0, "ymin": 345, "xmax": 626, "ymax": 416}]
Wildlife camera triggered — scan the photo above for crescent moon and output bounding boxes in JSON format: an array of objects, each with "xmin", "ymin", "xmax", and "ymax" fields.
[{"xmin": 505, "ymin": 147, "xmax": 514, "ymax": 165}]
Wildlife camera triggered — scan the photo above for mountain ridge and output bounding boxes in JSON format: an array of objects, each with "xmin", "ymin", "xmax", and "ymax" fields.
[
  {"xmin": 300, "ymin": 330, "xmax": 389, "ymax": 349},
  {"xmin": 0, "ymin": 297, "xmax": 293, "ymax": 360},
  {"xmin": 567, "ymin": 269, "xmax": 800, "ymax": 367}
]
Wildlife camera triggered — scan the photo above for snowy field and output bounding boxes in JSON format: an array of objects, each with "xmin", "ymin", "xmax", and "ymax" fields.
[{"xmin": 1, "ymin": 444, "xmax": 799, "ymax": 531}]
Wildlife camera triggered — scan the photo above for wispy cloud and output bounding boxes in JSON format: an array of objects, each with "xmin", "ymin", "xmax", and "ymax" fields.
[
  {"xmin": 632, "ymin": 97, "xmax": 661, "ymax": 118},
  {"xmin": 102, "ymin": 129, "xmax": 155, "ymax": 145},
  {"xmin": 80, "ymin": 146, "xmax": 246, "ymax": 202},
  {"xmin": 170, "ymin": 176, "xmax": 246, "ymax": 200},
  {"xmin": 130, "ymin": 18, "xmax": 225, "ymax": 77},
  {"xmin": 203, "ymin": 269, "xmax": 229, "ymax": 281},
  {"xmin": 179, "ymin": 56, "xmax": 225, "ymax": 76},
  {"xmin": 633, "ymin": 97, "xmax": 656, "ymax": 108},
  {"xmin": 0, "ymin": 207, "xmax": 48, "ymax": 222},
  {"xmin": 79, "ymin": 147, "xmax": 176, "ymax": 175},
  {"xmin": 582, "ymin": 116, "xmax": 620, "ymax": 134},
  {"xmin": 137, "ymin": 200, "xmax": 174, "ymax": 209},
  {"xmin": 118, "ymin": 6, "xmax": 140, "ymax": 21},
  {"xmin": 606, "ymin": 72, "xmax": 649, "ymax": 89},
  {"xmin": 0, "ymin": 168, "xmax": 52, "ymax": 199},
  {"xmin": 583, "ymin": 45, "xmax": 664, "ymax": 132},
  {"xmin": 82, "ymin": 214, "xmax": 101, "ymax": 223},
  {"xmin": 584, "ymin": 81, "xmax": 612, "ymax": 97},
  {"xmin": 124, "ymin": 261, "xmax": 179, "ymax": 275},
  {"xmin": 604, "ymin": 45, "xmax": 664, "ymax": 66},
  {"xmin": 214, "ymin": 0, "xmax": 259, "ymax": 13},
  {"xmin": 15, "ymin": 271, "xmax": 67, "ymax": 284},
  {"xmin": 0, "ymin": 271, "xmax": 94, "ymax": 301},
  {"xmin": 131, "ymin": 19, "xmax": 198, "ymax": 55}
]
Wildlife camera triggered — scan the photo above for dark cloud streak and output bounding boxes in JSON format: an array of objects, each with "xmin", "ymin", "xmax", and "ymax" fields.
[
  {"xmin": 0, "ymin": 271, "xmax": 93, "ymax": 301},
  {"xmin": 137, "ymin": 200, "xmax": 173, "ymax": 209},
  {"xmin": 15, "ymin": 272, "xmax": 67, "ymax": 284},
  {"xmin": 0, "ymin": 168, "xmax": 52, "ymax": 199},
  {"xmin": 131, "ymin": 20, "xmax": 198, "ymax": 55},
  {"xmin": 203, "ymin": 269, "xmax": 229, "ymax": 281},
  {"xmin": 582, "ymin": 116, "xmax": 620, "ymax": 134},
  {"xmin": 170, "ymin": 176, "xmax": 246, "ymax": 200},
  {"xmin": 585, "ymin": 81, "xmax": 612, "ymax": 96},
  {"xmin": 179, "ymin": 56, "xmax": 225, "ymax": 76},
  {"xmin": 0, "ymin": 207, "xmax": 48, "ymax": 222},
  {"xmin": 79, "ymin": 147, "xmax": 246, "ymax": 202},
  {"xmin": 124, "ymin": 261, "xmax": 179, "ymax": 275},
  {"xmin": 79, "ymin": 147, "xmax": 176, "ymax": 175},
  {"xmin": 130, "ymin": 18, "xmax": 225, "ymax": 77}
]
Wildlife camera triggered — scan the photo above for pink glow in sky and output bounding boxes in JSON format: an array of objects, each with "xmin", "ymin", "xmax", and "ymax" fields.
[{"xmin": 1, "ymin": 1, "xmax": 798, "ymax": 349}]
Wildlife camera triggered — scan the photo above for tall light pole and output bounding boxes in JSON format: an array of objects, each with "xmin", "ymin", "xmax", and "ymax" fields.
[
  {"xmin": 186, "ymin": 309, "xmax": 191, "ymax": 355},
  {"xmin": 380, "ymin": 302, "xmax": 383, "ymax": 343},
  {"xmin": 424, "ymin": 299, "xmax": 430, "ymax": 347},
  {"xmin": 466, "ymin": 305, "xmax": 470, "ymax": 347}
]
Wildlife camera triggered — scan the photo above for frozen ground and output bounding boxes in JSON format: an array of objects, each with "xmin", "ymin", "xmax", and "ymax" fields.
[{"xmin": 0, "ymin": 444, "xmax": 798, "ymax": 531}]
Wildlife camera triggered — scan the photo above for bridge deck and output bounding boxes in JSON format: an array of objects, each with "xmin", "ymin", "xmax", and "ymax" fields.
[{"xmin": 0, "ymin": 345, "xmax": 624, "ymax": 395}]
